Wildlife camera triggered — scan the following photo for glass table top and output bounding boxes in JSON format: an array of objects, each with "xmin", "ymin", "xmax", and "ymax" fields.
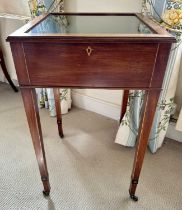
[{"xmin": 27, "ymin": 14, "xmax": 154, "ymax": 35}]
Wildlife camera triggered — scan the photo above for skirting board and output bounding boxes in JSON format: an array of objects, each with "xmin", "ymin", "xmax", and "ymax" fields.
[
  {"xmin": 0, "ymin": 78, "xmax": 19, "ymax": 86},
  {"xmin": 166, "ymin": 122, "xmax": 182, "ymax": 143},
  {"xmin": 72, "ymin": 91, "xmax": 182, "ymax": 143},
  {"xmin": 72, "ymin": 91, "xmax": 121, "ymax": 121}
]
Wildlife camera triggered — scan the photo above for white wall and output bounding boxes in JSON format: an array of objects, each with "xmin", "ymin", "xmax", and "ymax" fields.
[
  {"xmin": 175, "ymin": 58, "xmax": 182, "ymax": 114},
  {"xmin": 65, "ymin": 0, "xmax": 142, "ymax": 12},
  {"xmin": 65, "ymin": 0, "xmax": 142, "ymax": 120}
]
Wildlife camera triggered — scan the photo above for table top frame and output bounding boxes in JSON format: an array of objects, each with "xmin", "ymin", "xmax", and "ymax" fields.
[{"xmin": 7, "ymin": 12, "xmax": 176, "ymax": 43}]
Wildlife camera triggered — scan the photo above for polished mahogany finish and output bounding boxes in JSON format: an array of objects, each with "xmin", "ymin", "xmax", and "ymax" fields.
[
  {"xmin": 7, "ymin": 13, "xmax": 175, "ymax": 201},
  {"xmin": 21, "ymin": 88, "xmax": 50, "ymax": 195},
  {"xmin": 53, "ymin": 88, "xmax": 64, "ymax": 138},
  {"xmin": 120, "ymin": 90, "xmax": 129, "ymax": 123},
  {"xmin": 22, "ymin": 43, "xmax": 158, "ymax": 88}
]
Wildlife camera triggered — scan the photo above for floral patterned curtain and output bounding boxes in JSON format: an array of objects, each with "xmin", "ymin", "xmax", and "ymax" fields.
[
  {"xmin": 28, "ymin": 0, "xmax": 72, "ymax": 116},
  {"xmin": 115, "ymin": 0, "xmax": 182, "ymax": 153}
]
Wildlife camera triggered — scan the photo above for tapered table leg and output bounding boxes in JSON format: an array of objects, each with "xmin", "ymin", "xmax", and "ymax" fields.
[
  {"xmin": 129, "ymin": 89, "xmax": 160, "ymax": 201},
  {"xmin": 21, "ymin": 88, "xmax": 50, "ymax": 196},
  {"xmin": 120, "ymin": 90, "xmax": 129, "ymax": 123},
  {"xmin": 0, "ymin": 54, "xmax": 18, "ymax": 92},
  {"xmin": 53, "ymin": 88, "xmax": 64, "ymax": 138}
]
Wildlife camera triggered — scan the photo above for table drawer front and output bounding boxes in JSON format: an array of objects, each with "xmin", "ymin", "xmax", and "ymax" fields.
[{"xmin": 23, "ymin": 43, "xmax": 158, "ymax": 88}]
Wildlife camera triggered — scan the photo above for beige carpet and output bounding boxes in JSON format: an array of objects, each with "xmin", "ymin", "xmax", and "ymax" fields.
[{"xmin": 0, "ymin": 83, "xmax": 182, "ymax": 210}]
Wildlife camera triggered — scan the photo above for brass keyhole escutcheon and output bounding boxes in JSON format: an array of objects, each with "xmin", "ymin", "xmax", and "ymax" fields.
[{"xmin": 86, "ymin": 46, "xmax": 94, "ymax": 56}]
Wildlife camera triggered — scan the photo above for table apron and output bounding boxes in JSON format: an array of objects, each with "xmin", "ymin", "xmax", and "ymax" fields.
[{"xmin": 20, "ymin": 42, "xmax": 159, "ymax": 88}]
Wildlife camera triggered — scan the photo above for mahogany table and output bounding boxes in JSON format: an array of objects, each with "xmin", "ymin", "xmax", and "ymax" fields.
[{"xmin": 7, "ymin": 13, "xmax": 175, "ymax": 201}]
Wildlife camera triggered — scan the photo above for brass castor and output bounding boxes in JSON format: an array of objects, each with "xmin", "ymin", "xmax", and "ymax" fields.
[
  {"xmin": 43, "ymin": 191, "xmax": 50, "ymax": 196},
  {"xmin": 59, "ymin": 133, "xmax": 64, "ymax": 138},
  {"xmin": 130, "ymin": 194, "xmax": 138, "ymax": 202}
]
